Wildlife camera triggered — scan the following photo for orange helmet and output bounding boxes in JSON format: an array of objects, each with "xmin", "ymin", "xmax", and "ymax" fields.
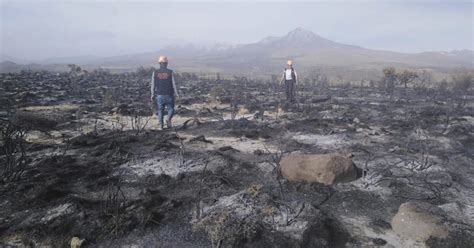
[
  {"xmin": 287, "ymin": 60, "xmax": 293, "ymax": 66},
  {"xmin": 158, "ymin": 56, "xmax": 168, "ymax": 63}
]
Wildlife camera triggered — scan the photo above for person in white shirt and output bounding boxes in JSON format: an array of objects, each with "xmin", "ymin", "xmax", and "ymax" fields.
[{"xmin": 279, "ymin": 60, "xmax": 298, "ymax": 102}]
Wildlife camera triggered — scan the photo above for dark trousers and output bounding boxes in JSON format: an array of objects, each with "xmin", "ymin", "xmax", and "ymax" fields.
[
  {"xmin": 155, "ymin": 95, "xmax": 175, "ymax": 128},
  {"xmin": 285, "ymin": 80, "xmax": 296, "ymax": 102}
]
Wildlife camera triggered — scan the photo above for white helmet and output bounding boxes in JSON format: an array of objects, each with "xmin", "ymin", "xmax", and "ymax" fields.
[{"xmin": 158, "ymin": 55, "xmax": 168, "ymax": 63}]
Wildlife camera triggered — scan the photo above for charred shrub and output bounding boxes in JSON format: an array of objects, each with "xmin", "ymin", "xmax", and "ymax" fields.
[
  {"xmin": 12, "ymin": 111, "xmax": 60, "ymax": 131},
  {"xmin": 101, "ymin": 180, "xmax": 129, "ymax": 236},
  {"xmin": 451, "ymin": 72, "xmax": 473, "ymax": 109},
  {"xmin": 0, "ymin": 118, "xmax": 29, "ymax": 183}
]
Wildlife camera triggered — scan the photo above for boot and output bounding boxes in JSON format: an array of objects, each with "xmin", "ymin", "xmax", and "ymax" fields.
[{"xmin": 166, "ymin": 119, "xmax": 173, "ymax": 129}]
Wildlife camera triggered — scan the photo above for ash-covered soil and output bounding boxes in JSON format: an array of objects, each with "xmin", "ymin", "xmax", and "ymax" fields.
[{"xmin": 0, "ymin": 70, "xmax": 473, "ymax": 247}]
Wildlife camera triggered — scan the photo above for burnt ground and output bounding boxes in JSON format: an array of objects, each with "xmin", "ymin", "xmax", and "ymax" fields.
[{"xmin": 0, "ymin": 70, "xmax": 473, "ymax": 247}]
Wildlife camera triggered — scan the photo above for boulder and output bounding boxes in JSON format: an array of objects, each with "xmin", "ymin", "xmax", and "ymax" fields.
[
  {"xmin": 391, "ymin": 202, "xmax": 449, "ymax": 242},
  {"xmin": 70, "ymin": 237, "xmax": 85, "ymax": 248},
  {"xmin": 280, "ymin": 153, "xmax": 358, "ymax": 185}
]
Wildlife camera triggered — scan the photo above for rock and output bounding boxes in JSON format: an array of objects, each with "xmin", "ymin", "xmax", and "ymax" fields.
[
  {"xmin": 218, "ymin": 146, "xmax": 239, "ymax": 152},
  {"xmin": 391, "ymin": 202, "xmax": 449, "ymax": 242},
  {"xmin": 389, "ymin": 146, "xmax": 400, "ymax": 153},
  {"xmin": 426, "ymin": 171, "xmax": 452, "ymax": 186},
  {"xmin": 371, "ymin": 218, "xmax": 392, "ymax": 230},
  {"xmin": 253, "ymin": 149, "xmax": 264, "ymax": 156},
  {"xmin": 438, "ymin": 202, "xmax": 466, "ymax": 224},
  {"xmin": 40, "ymin": 203, "xmax": 74, "ymax": 224},
  {"xmin": 371, "ymin": 238, "xmax": 387, "ymax": 246},
  {"xmin": 189, "ymin": 135, "xmax": 213, "ymax": 144},
  {"xmin": 280, "ymin": 153, "xmax": 358, "ymax": 185},
  {"xmin": 353, "ymin": 117, "xmax": 361, "ymax": 124},
  {"xmin": 310, "ymin": 95, "xmax": 331, "ymax": 103},
  {"xmin": 110, "ymin": 107, "xmax": 119, "ymax": 113},
  {"xmin": 70, "ymin": 237, "xmax": 85, "ymax": 248},
  {"xmin": 238, "ymin": 106, "xmax": 250, "ymax": 116},
  {"xmin": 368, "ymin": 130, "xmax": 380, "ymax": 136},
  {"xmin": 1, "ymin": 234, "xmax": 24, "ymax": 246},
  {"xmin": 70, "ymin": 134, "xmax": 104, "ymax": 147}
]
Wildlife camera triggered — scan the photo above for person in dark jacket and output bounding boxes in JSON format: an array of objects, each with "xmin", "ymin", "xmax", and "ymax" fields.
[
  {"xmin": 279, "ymin": 60, "xmax": 298, "ymax": 102},
  {"xmin": 150, "ymin": 56, "xmax": 180, "ymax": 130}
]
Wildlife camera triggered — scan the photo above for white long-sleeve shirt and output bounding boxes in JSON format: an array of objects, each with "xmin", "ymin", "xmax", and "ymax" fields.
[{"xmin": 280, "ymin": 68, "xmax": 298, "ymax": 84}]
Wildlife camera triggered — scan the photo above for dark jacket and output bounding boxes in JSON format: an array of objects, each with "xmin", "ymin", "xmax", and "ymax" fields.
[{"xmin": 151, "ymin": 66, "xmax": 179, "ymax": 97}]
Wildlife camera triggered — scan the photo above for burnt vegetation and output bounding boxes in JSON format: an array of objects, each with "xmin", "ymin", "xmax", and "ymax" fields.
[{"xmin": 0, "ymin": 67, "xmax": 473, "ymax": 247}]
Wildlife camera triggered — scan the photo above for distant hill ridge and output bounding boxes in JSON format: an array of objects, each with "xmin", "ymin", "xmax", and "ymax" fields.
[{"xmin": 2, "ymin": 28, "xmax": 473, "ymax": 73}]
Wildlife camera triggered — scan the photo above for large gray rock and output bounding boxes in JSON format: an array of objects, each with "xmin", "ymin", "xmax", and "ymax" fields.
[
  {"xmin": 280, "ymin": 153, "xmax": 358, "ymax": 185},
  {"xmin": 391, "ymin": 201, "xmax": 449, "ymax": 242},
  {"xmin": 70, "ymin": 237, "xmax": 85, "ymax": 248}
]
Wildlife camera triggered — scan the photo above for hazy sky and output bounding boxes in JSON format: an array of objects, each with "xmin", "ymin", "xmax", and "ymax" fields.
[{"xmin": 1, "ymin": 0, "xmax": 473, "ymax": 61}]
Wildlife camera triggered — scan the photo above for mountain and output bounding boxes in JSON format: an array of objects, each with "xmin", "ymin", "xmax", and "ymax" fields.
[
  {"xmin": 36, "ymin": 55, "xmax": 102, "ymax": 65},
  {"xmin": 0, "ymin": 54, "xmax": 97, "ymax": 65},
  {"xmin": 159, "ymin": 28, "xmax": 468, "ymax": 75},
  {"xmin": 0, "ymin": 61, "xmax": 68, "ymax": 73},
  {"xmin": 0, "ymin": 54, "xmax": 31, "ymax": 64},
  {"xmin": 255, "ymin": 27, "xmax": 357, "ymax": 50},
  {"xmin": 157, "ymin": 28, "xmax": 472, "ymax": 72},
  {"xmin": 2, "ymin": 28, "xmax": 472, "ymax": 73},
  {"xmin": 0, "ymin": 61, "xmax": 23, "ymax": 73}
]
